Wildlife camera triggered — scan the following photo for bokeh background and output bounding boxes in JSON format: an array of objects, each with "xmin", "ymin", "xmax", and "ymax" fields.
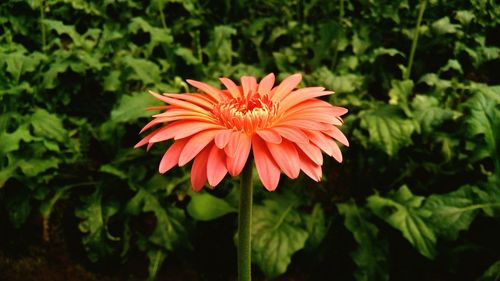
[{"xmin": 0, "ymin": 0, "xmax": 499, "ymax": 280}]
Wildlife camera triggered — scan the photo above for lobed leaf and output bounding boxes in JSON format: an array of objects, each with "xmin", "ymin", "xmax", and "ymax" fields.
[
  {"xmin": 367, "ymin": 186, "xmax": 437, "ymax": 259},
  {"xmin": 359, "ymin": 105, "xmax": 415, "ymax": 156},
  {"xmin": 252, "ymin": 196, "xmax": 308, "ymax": 278},
  {"xmin": 126, "ymin": 188, "xmax": 188, "ymax": 251},
  {"xmin": 338, "ymin": 201, "xmax": 389, "ymax": 281},
  {"xmin": 31, "ymin": 108, "xmax": 67, "ymax": 142},
  {"xmin": 187, "ymin": 191, "xmax": 237, "ymax": 221},
  {"xmin": 75, "ymin": 189, "xmax": 120, "ymax": 262}
]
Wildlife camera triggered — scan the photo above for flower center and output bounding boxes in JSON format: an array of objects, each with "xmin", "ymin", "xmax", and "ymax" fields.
[{"xmin": 212, "ymin": 95, "xmax": 278, "ymax": 133}]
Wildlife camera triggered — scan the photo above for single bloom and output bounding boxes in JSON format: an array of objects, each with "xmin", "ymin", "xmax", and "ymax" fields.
[{"xmin": 135, "ymin": 73, "xmax": 348, "ymax": 191}]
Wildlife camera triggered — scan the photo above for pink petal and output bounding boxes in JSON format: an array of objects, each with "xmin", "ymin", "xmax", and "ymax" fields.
[
  {"xmin": 283, "ymin": 112, "xmax": 343, "ymax": 125},
  {"xmin": 191, "ymin": 146, "xmax": 211, "ymax": 192},
  {"xmin": 149, "ymin": 90, "xmax": 210, "ymax": 114},
  {"xmin": 275, "ymin": 119, "xmax": 331, "ymax": 131},
  {"xmin": 145, "ymin": 105, "xmax": 169, "ymax": 111},
  {"xmin": 150, "ymin": 114, "xmax": 216, "ymax": 124},
  {"xmin": 207, "ymin": 144, "xmax": 228, "ymax": 187},
  {"xmin": 283, "ymin": 107, "xmax": 347, "ymax": 120},
  {"xmin": 178, "ymin": 129, "xmax": 222, "ymax": 166},
  {"xmin": 256, "ymin": 129, "xmax": 282, "ymax": 144},
  {"xmin": 266, "ymin": 139, "xmax": 300, "ymax": 179},
  {"xmin": 139, "ymin": 119, "xmax": 161, "ymax": 134},
  {"xmin": 307, "ymin": 130, "xmax": 343, "ymax": 162},
  {"xmin": 174, "ymin": 122, "xmax": 224, "ymax": 140},
  {"xmin": 296, "ymin": 141, "xmax": 323, "ymax": 165},
  {"xmin": 219, "ymin": 77, "xmax": 242, "ymax": 98},
  {"xmin": 159, "ymin": 139, "xmax": 188, "ymax": 173},
  {"xmin": 271, "ymin": 73, "xmax": 302, "ymax": 102},
  {"xmin": 283, "ymin": 99, "xmax": 346, "ymax": 117},
  {"xmin": 252, "ymin": 135, "xmax": 280, "ymax": 191},
  {"xmin": 298, "ymin": 150, "xmax": 322, "ymax": 182},
  {"xmin": 330, "ymin": 140, "xmax": 343, "ymax": 163},
  {"xmin": 258, "ymin": 73, "xmax": 275, "ymax": 96},
  {"xmin": 146, "ymin": 143, "xmax": 154, "ymax": 151},
  {"xmin": 214, "ymin": 129, "xmax": 234, "ymax": 148},
  {"xmin": 280, "ymin": 89, "xmax": 334, "ymax": 111},
  {"xmin": 163, "ymin": 93, "xmax": 215, "ymax": 109},
  {"xmin": 241, "ymin": 76, "xmax": 257, "ymax": 98},
  {"xmin": 323, "ymin": 126, "xmax": 349, "ymax": 147},
  {"xmin": 306, "ymin": 130, "xmax": 333, "ymax": 155},
  {"xmin": 227, "ymin": 134, "xmax": 251, "ymax": 176},
  {"xmin": 149, "ymin": 122, "xmax": 188, "ymax": 143},
  {"xmin": 224, "ymin": 131, "xmax": 242, "ymax": 157},
  {"xmin": 135, "ymin": 127, "xmax": 163, "ymax": 148},
  {"xmin": 186, "ymin": 79, "xmax": 224, "ymax": 101},
  {"xmin": 270, "ymin": 126, "xmax": 309, "ymax": 143}
]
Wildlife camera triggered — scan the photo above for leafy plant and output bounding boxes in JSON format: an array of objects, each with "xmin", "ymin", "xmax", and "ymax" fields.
[{"xmin": 0, "ymin": 0, "xmax": 499, "ymax": 280}]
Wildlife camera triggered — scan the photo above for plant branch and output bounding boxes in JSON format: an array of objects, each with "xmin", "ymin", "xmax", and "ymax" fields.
[{"xmin": 404, "ymin": 0, "xmax": 427, "ymax": 80}]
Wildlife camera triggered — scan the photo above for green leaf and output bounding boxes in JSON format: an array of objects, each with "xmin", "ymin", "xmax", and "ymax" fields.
[
  {"xmin": 146, "ymin": 249, "xmax": 167, "ymax": 281},
  {"xmin": 103, "ymin": 70, "xmax": 121, "ymax": 92},
  {"xmin": 126, "ymin": 188, "xmax": 187, "ymax": 251},
  {"xmin": 252, "ymin": 197, "xmax": 309, "ymax": 278},
  {"xmin": 31, "ymin": 109, "xmax": 67, "ymax": 142},
  {"xmin": 303, "ymin": 204, "xmax": 328, "ymax": 250},
  {"xmin": 175, "ymin": 47, "xmax": 200, "ymax": 65},
  {"xmin": 187, "ymin": 191, "xmax": 237, "ymax": 221},
  {"xmin": 338, "ymin": 201, "xmax": 389, "ymax": 281},
  {"xmin": 367, "ymin": 186, "xmax": 437, "ymax": 259},
  {"xmin": 477, "ymin": 259, "xmax": 500, "ymax": 281},
  {"xmin": 204, "ymin": 25, "xmax": 236, "ymax": 65},
  {"xmin": 424, "ymin": 185, "xmax": 486, "ymax": 240},
  {"xmin": 473, "ymin": 182, "xmax": 500, "ymax": 218},
  {"xmin": 128, "ymin": 17, "xmax": 173, "ymax": 54},
  {"xmin": 0, "ymin": 50, "xmax": 44, "ymax": 80},
  {"xmin": 122, "ymin": 56, "xmax": 162, "ymax": 85},
  {"xmin": 352, "ymin": 29, "xmax": 370, "ymax": 55},
  {"xmin": 41, "ymin": 58, "xmax": 72, "ymax": 89},
  {"xmin": 109, "ymin": 92, "xmax": 161, "ymax": 124},
  {"xmin": 76, "ymin": 189, "xmax": 120, "ymax": 262},
  {"xmin": 412, "ymin": 95, "xmax": 456, "ymax": 134},
  {"xmin": 310, "ymin": 67, "xmax": 364, "ymax": 94},
  {"xmin": 455, "ymin": 10, "xmax": 475, "ymax": 25},
  {"xmin": 359, "ymin": 105, "xmax": 415, "ymax": 156},
  {"xmin": 418, "ymin": 73, "xmax": 452, "ymax": 90},
  {"xmin": 99, "ymin": 164, "xmax": 128, "ymax": 180},
  {"xmin": 388, "ymin": 79, "xmax": 414, "ymax": 116},
  {"xmin": 431, "ymin": 17, "xmax": 460, "ymax": 35},
  {"xmin": 464, "ymin": 86, "xmax": 500, "ymax": 174},
  {"xmin": 369, "ymin": 47, "xmax": 405, "ymax": 62},
  {"xmin": 440, "ymin": 59, "xmax": 463, "ymax": 74},
  {"xmin": 0, "ymin": 163, "xmax": 18, "ymax": 188},
  {"xmin": 53, "ymin": 0, "xmax": 101, "ymax": 15},
  {"xmin": 128, "ymin": 17, "xmax": 173, "ymax": 44},
  {"xmin": 18, "ymin": 157, "xmax": 59, "ymax": 177},
  {"xmin": 43, "ymin": 19, "xmax": 83, "ymax": 46},
  {"xmin": 0, "ymin": 124, "xmax": 33, "ymax": 155}
]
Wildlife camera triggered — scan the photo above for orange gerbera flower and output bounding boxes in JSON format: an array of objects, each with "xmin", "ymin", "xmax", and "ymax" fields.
[{"xmin": 135, "ymin": 73, "xmax": 348, "ymax": 191}]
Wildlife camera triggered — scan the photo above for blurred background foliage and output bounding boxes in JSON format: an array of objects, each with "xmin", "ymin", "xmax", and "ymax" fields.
[{"xmin": 0, "ymin": 0, "xmax": 499, "ymax": 280}]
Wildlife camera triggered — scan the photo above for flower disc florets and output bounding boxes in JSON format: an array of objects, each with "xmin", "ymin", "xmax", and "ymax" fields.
[{"xmin": 212, "ymin": 95, "xmax": 278, "ymax": 134}]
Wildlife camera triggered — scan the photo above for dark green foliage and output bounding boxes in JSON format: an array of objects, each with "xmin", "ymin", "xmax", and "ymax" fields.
[{"xmin": 0, "ymin": 0, "xmax": 499, "ymax": 280}]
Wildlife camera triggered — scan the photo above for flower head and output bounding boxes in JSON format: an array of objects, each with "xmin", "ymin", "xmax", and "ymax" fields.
[{"xmin": 136, "ymin": 73, "xmax": 348, "ymax": 191}]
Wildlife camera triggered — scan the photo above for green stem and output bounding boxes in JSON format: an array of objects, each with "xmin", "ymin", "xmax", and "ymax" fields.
[
  {"xmin": 330, "ymin": 0, "xmax": 345, "ymax": 69},
  {"xmin": 238, "ymin": 159, "xmax": 253, "ymax": 281},
  {"xmin": 157, "ymin": 0, "xmax": 168, "ymax": 30},
  {"xmin": 404, "ymin": 0, "xmax": 427, "ymax": 80},
  {"xmin": 39, "ymin": 0, "xmax": 46, "ymax": 52}
]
